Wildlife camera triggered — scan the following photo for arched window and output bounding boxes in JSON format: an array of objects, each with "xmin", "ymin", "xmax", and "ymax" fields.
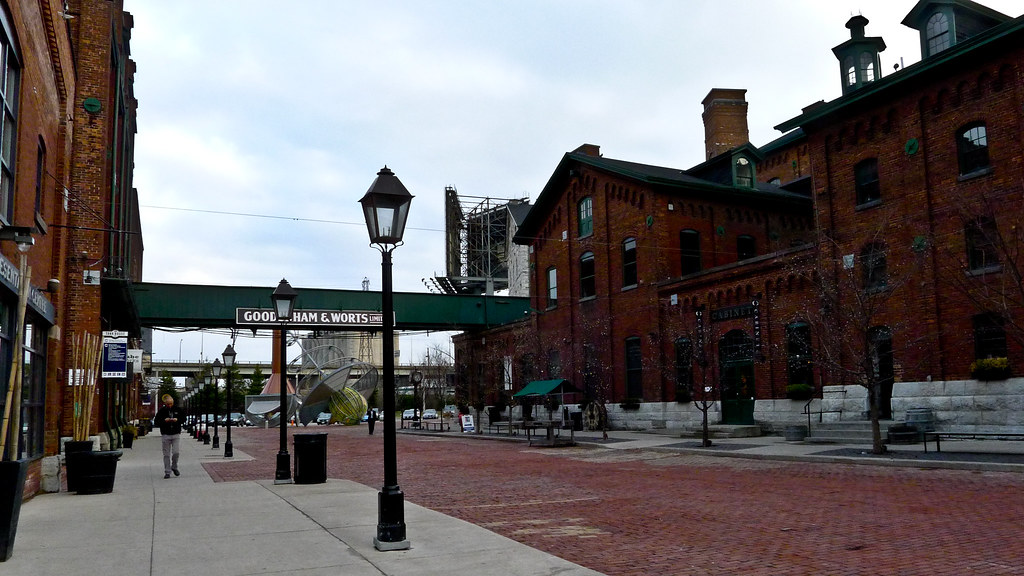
[
  {"xmin": 625, "ymin": 337, "xmax": 643, "ymax": 399},
  {"xmin": 579, "ymin": 251, "xmax": 595, "ymax": 299},
  {"xmin": 858, "ymin": 52, "xmax": 875, "ymax": 82},
  {"xmin": 622, "ymin": 237, "xmax": 637, "ymax": 288},
  {"xmin": 577, "ymin": 196, "xmax": 593, "ymax": 237},
  {"xmin": 973, "ymin": 313, "xmax": 1007, "ymax": 360},
  {"xmin": 674, "ymin": 338, "xmax": 693, "ymax": 402},
  {"xmin": 957, "ymin": 123, "xmax": 989, "ymax": 176},
  {"xmin": 861, "ymin": 243, "xmax": 887, "ymax": 291},
  {"xmin": 786, "ymin": 322, "xmax": 813, "ymax": 386},
  {"xmin": 844, "ymin": 56, "xmax": 856, "ymax": 86},
  {"xmin": 734, "ymin": 157, "xmax": 753, "ymax": 188},
  {"xmin": 854, "ymin": 158, "xmax": 880, "ymax": 205},
  {"xmin": 737, "ymin": 235, "xmax": 756, "ymax": 261},
  {"xmin": 966, "ymin": 217, "xmax": 999, "ymax": 272},
  {"xmin": 680, "ymin": 230, "xmax": 701, "ymax": 275},
  {"xmin": 926, "ymin": 12, "xmax": 951, "ymax": 55}
]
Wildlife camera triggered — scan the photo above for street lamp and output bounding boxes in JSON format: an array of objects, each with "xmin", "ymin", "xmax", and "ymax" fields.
[
  {"xmin": 203, "ymin": 373, "xmax": 212, "ymax": 445},
  {"xmin": 360, "ymin": 165, "xmax": 414, "ymax": 551},
  {"xmin": 197, "ymin": 377, "xmax": 207, "ymax": 443},
  {"xmin": 222, "ymin": 344, "xmax": 237, "ymax": 458},
  {"xmin": 211, "ymin": 359, "xmax": 223, "ymax": 449},
  {"xmin": 271, "ymin": 278, "xmax": 298, "ymax": 484}
]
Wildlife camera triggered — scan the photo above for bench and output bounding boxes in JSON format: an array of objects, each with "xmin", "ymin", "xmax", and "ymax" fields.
[
  {"xmin": 923, "ymin": 431, "xmax": 1024, "ymax": 453},
  {"xmin": 420, "ymin": 419, "xmax": 450, "ymax": 432},
  {"xmin": 488, "ymin": 421, "xmax": 517, "ymax": 435}
]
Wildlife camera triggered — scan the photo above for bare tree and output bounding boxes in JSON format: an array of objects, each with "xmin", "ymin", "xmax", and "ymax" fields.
[
  {"xmin": 799, "ymin": 215, "xmax": 927, "ymax": 454},
  {"xmin": 934, "ymin": 186, "xmax": 1024, "ymax": 355},
  {"xmin": 420, "ymin": 343, "xmax": 454, "ymax": 410}
]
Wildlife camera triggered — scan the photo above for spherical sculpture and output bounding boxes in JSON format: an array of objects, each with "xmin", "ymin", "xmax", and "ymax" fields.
[{"xmin": 329, "ymin": 386, "xmax": 368, "ymax": 425}]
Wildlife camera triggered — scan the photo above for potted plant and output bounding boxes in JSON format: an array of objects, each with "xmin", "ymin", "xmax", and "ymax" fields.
[
  {"xmin": 970, "ymin": 357, "xmax": 1011, "ymax": 381},
  {"xmin": 66, "ymin": 332, "xmax": 122, "ymax": 494},
  {"xmin": 785, "ymin": 383, "xmax": 814, "ymax": 401},
  {"xmin": 122, "ymin": 424, "xmax": 137, "ymax": 449}
]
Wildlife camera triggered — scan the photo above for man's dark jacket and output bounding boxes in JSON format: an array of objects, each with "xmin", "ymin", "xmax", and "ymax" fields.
[{"xmin": 155, "ymin": 405, "xmax": 186, "ymax": 435}]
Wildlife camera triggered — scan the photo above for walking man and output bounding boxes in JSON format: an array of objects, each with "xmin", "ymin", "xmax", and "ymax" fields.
[
  {"xmin": 154, "ymin": 394, "xmax": 185, "ymax": 479},
  {"xmin": 367, "ymin": 408, "xmax": 377, "ymax": 435}
]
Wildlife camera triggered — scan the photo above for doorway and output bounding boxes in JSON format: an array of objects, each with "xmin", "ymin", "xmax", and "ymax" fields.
[{"xmin": 719, "ymin": 330, "xmax": 755, "ymax": 425}]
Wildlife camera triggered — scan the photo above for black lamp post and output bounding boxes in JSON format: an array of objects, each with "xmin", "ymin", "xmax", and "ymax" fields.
[
  {"xmin": 360, "ymin": 165, "xmax": 413, "ymax": 551},
  {"xmin": 203, "ymin": 374, "xmax": 212, "ymax": 445},
  {"xmin": 211, "ymin": 359, "xmax": 223, "ymax": 449},
  {"xmin": 271, "ymin": 278, "xmax": 298, "ymax": 484},
  {"xmin": 222, "ymin": 344, "xmax": 237, "ymax": 458}
]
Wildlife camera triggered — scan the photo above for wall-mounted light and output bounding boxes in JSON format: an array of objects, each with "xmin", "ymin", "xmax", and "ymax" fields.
[{"xmin": 0, "ymin": 226, "xmax": 35, "ymax": 252}]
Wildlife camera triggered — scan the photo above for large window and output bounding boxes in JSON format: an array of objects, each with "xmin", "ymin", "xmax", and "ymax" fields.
[
  {"xmin": 14, "ymin": 321, "xmax": 47, "ymax": 459},
  {"xmin": 957, "ymin": 123, "xmax": 989, "ymax": 176},
  {"xmin": 966, "ymin": 217, "xmax": 1000, "ymax": 272},
  {"xmin": 680, "ymin": 230, "xmax": 701, "ymax": 275},
  {"xmin": 861, "ymin": 243, "xmax": 887, "ymax": 291},
  {"xmin": 0, "ymin": 13, "xmax": 20, "ymax": 224},
  {"xmin": 855, "ymin": 158, "xmax": 880, "ymax": 205},
  {"xmin": 546, "ymin": 267, "xmax": 557, "ymax": 308},
  {"xmin": 926, "ymin": 12, "xmax": 951, "ymax": 55},
  {"xmin": 579, "ymin": 251, "xmax": 595, "ymax": 299},
  {"xmin": 674, "ymin": 338, "xmax": 693, "ymax": 402},
  {"xmin": 737, "ymin": 235, "xmax": 756, "ymax": 261},
  {"xmin": 973, "ymin": 313, "xmax": 1007, "ymax": 360},
  {"xmin": 578, "ymin": 196, "xmax": 593, "ymax": 238},
  {"xmin": 625, "ymin": 337, "xmax": 642, "ymax": 399},
  {"xmin": 622, "ymin": 238, "xmax": 637, "ymax": 288},
  {"xmin": 786, "ymin": 322, "xmax": 813, "ymax": 386}
]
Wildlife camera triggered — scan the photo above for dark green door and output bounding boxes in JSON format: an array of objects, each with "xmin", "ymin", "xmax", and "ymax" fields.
[{"xmin": 719, "ymin": 330, "xmax": 755, "ymax": 425}]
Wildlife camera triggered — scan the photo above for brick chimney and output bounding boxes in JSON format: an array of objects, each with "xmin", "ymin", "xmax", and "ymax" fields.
[
  {"xmin": 701, "ymin": 88, "xmax": 749, "ymax": 160},
  {"xmin": 572, "ymin": 143, "xmax": 601, "ymax": 157}
]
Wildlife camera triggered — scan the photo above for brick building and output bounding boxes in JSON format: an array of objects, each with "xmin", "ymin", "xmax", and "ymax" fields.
[
  {"xmin": 454, "ymin": 0, "xmax": 1024, "ymax": 434},
  {"xmin": 0, "ymin": 0, "xmax": 142, "ymax": 501}
]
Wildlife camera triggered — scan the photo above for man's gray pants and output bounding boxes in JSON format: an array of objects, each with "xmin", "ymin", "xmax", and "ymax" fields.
[{"xmin": 161, "ymin": 434, "xmax": 180, "ymax": 474}]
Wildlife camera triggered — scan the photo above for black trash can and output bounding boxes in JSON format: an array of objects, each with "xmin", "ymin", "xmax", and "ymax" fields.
[
  {"xmin": 293, "ymin": 433, "xmax": 327, "ymax": 484},
  {"xmin": 570, "ymin": 411, "xmax": 583, "ymax": 432}
]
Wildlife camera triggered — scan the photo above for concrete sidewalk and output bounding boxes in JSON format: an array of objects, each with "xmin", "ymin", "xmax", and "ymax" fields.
[{"xmin": 4, "ymin": 435, "xmax": 604, "ymax": 576}]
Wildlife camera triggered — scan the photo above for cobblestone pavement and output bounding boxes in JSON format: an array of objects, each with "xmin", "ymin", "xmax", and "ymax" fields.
[{"xmin": 203, "ymin": 425, "xmax": 1024, "ymax": 576}]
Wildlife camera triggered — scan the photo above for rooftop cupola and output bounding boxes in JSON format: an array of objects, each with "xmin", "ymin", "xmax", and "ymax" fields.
[{"xmin": 832, "ymin": 15, "xmax": 886, "ymax": 95}]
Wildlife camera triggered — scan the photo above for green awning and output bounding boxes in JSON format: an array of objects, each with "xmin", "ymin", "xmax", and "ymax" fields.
[{"xmin": 513, "ymin": 379, "xmax": 579, "ymax": 398}]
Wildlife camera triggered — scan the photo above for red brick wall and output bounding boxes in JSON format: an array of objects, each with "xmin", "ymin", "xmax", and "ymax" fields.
[{"xmin": 807, "ymin": 50, "xmax": 1024, "ymax": 382}]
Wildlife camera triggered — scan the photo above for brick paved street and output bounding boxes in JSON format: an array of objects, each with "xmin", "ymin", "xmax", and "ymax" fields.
[{"xmin": 203, "ymin": 425, "xmax": 1024, "ymax": 576}]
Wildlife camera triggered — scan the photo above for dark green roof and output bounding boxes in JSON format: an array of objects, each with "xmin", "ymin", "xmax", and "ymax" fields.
[
  {"xmin": 514, "ymin": 150, "xmax": 811, "ymax": 243},
  {"xmin": 776, "ymin": 13, "xmax": 1024, "ymax": 132}
]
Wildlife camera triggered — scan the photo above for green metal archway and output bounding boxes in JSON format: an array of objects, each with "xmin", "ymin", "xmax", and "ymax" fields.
[{"xmin": 134, "ymin": 282, "xmax": 530, "ymax": 330}]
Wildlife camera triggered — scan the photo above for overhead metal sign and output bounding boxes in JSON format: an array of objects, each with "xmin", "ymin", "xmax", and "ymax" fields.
[
  {"xmin": 102, "ymin": 334, "xmax": 129, "ymax": 378},
  {"xmin": 235, "ymin": 308, "xmax": 385, "ymax": 328}
]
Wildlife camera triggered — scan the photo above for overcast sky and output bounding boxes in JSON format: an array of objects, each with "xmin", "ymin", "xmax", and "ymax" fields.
[{"xmin": 128, "ymin": 0, "xmax": 1022, "ymax": 368}]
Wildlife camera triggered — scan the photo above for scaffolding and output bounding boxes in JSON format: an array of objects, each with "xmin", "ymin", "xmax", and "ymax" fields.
[{"xmin": 435, "ymin": 186, "xmax": 528, "ymax": 295}]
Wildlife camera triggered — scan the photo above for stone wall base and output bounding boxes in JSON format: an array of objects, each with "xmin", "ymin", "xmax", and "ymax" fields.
[{"xmin": 480, "ymin": 378, "xmax": 1024, "ymax": 435}]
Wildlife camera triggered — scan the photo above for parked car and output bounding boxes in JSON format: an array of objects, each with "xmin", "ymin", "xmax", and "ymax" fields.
[
  {"xmin": 443, "ymin": 405, "xmax": 458, "ymax": 418},
  {"xmin": 421, "ymin": 409, "xmax": 438, "ymax": 419},
  {"xmin": 316, "ymin": 412, "xmax": 332, "ymax": 425},
  {"xmin": 402, "ymin": 409, "xmax": 417, "ymax": 420}
]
